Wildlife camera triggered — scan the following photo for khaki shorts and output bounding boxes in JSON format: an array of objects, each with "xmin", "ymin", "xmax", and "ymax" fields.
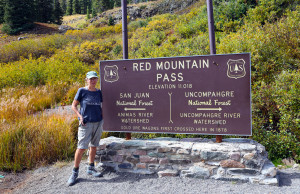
[{"xmin": 77, "ymin": 120, "xmax": 103, "ymax": 149}]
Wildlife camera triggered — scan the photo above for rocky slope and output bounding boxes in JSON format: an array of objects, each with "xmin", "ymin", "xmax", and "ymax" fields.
[{"xmin": 90, "ymin": 0, "xmax": 201, "ymax": 24}]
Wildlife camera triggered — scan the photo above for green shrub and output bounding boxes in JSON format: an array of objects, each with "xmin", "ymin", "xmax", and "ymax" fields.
[
  {"xmin": 149, "ymin": 31, "xmax": 166, "ymax": 46},
  {"xmin": 271, "ymin": 71, "xmax": 299, "ymax": 138},
  {"xmin": 176, "ymin": 6, "xmax": 207, "ymax": 38},
  {"xmin": 128, "ymin": 19, "xmax": 148, "ymax": 31},
  {"xmin": 252, "ymin": 70, "xmax": 299, "ymax": 135},
  {"xmin": 252, "ymin": 129, "xmax": 300, "ymax": 163},
  {"xmin": 1, "ymin": 23, "xmax": 34, "ymax": 35},
  {"xmin": 218, "ymin": 7, "xmax": 300, "ymax": 83},
  {"xmin": 214, "ymin": 0, "xmax": 254, "ymax": 32},
  {"xmin": 247, "ymin": 0, "xmax": 299, "ymax": 25},
  {"xmin": 112, "ymin": 44, "xmax": 122, "ymax": 56},
  {"xmin": 108, "ymin": 16, "xmax": 115, "ymax": 26},
  {"xmin": 175, "ymin": 33, "xmax": 210, "ymax": 56},
  {"xmin": 251, "ymin": 70, "xmax": 299, "ymax": 162},
  {"xmin": 1, "ymin": 24, "xmax": 19, "ymax": 35}
]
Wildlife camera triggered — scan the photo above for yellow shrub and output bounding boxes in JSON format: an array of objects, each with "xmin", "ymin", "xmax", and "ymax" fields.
[
  {"xmin": 61, "ymin": 82, "xmax": 83, "ymax": 106},
  {"xmin": 78, "ymin": 41, "xmax": 102, "ymax": 64},
  {"xmin": 0, "ymin": 34, "xmax": 70, "ymax": 63},
  {"xmin": 114, "ymin": 23, "xmax": 122, "ymax": 33},
  {"xmin": 145, "ymin": 17, "xmax": 173, "ymax": 32},
  {"xmin": 0, "ymin": 83, "xmax": 81, "ymax": 122},
  {"xmin": 0, "ymin": 114, "xmax": 76, "ymax": 172}
]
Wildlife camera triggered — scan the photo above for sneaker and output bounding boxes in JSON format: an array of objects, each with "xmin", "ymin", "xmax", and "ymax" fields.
[
  {"xmin": 67, "ymin": 170, "xmax": 78, "ymax": 186},
  {"xmin": 87, "ymin": 166, "xmax": 103, "ymax": 177}
]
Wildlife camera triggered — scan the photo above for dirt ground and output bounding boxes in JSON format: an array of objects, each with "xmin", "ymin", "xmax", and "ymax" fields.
[
  {"xmin": 0, "ymin": 170, "xmax": 29, "ymax": 193},
  {"xmin": 1, "ymin": 162, "xmax": 300, "ymax": 194},
  {"xmin": 0, "ymin": 22, "xmax": 60, "ymax": 46}
]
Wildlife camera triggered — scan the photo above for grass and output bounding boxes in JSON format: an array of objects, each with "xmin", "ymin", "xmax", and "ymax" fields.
[
  {"xmin": 0, "ymin": 83, "xmax": 82, "ymax": 172},
  {"xmin": 53, "ymin": 161, "xmax": 71, "ymax": 169},
  {"xmin": 63, "ymin": 14, "xmax": 88, "ymax": 29},
  {"xmin": 0, "ymin": 114, "xmax": 77, "ymax": 172},
  {"xmin": 0, "ymin": 23, "xmax": 60, "ymax": 47}
]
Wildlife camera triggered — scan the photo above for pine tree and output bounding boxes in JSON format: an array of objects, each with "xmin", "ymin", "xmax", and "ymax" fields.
[
  {"xmin": 86, "ymin": 0, "xmax": 92, "ymax": 19},
  {"xmin": 0, "ymin": 0, "xmax": 5, "ymax": 23},
  {"xmin": 98, "ymin": 0, "xmax": 114, "ymax": 13},
  {"xmin": 73, "ymin": 0, "xmax": 80, "ymax": 14},
  {"xmin": 92, "ymin": 0, "xmax": 101, "ymax": 13},
  {"xmin": 60, "ymin": 0, "xmax": 67, "ymax": 14},
  {"xmin": 79, "ymin": 0, "xmax": 85, "ymax": 14},
  {"xmin": 2, "ymin": 0, "xmax": 34, "ymax": 34},
  {"xmin": 86, "ymin": 0, "xmax": 92, "ymax": 16},
  {"xmin": 114, "ymin": 0, "xmax": 121, "ymax": 8},
  {"xmin": 66, "ymin": 0, "xmax": 73, "ymax": 15},
  {"xmin": 86, "ymin": 6, "xmax": 91, "ymax": 19},
  {"xmin": 52, "ymin": 0, "xmax": 64, "ymax": 24},
  {"xmin": 91, "ymin": 7, "xmax": 96, "ymax": 17},
  {"xmin": 35, "ymin": 0, "xmax": 54, "ymax": 23}
]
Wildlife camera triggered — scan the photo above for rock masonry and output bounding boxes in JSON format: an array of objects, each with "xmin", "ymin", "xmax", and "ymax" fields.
[{"xmin": 95, "ymin": 137, "xmax": 278, "ymax": 185}]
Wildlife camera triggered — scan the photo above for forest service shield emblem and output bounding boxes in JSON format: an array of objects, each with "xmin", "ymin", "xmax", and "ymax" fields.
[
  {"xmin": 227, "ymin": 59, "xmax": 246, "ymax": 79},
  {"xmin": 104, "ymin": 65, "xmax": 119, "ymax": 82}
]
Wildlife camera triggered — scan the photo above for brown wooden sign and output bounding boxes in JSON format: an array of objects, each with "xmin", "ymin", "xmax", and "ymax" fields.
[{"xmin": 100, "ymin": 53, "xmax": 251, "ymax": 135}]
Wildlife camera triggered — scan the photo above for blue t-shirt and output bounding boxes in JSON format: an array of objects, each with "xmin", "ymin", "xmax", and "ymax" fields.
[{"xmin": 75, "ymin": 87, "xmax": 103, "ymax": 123}]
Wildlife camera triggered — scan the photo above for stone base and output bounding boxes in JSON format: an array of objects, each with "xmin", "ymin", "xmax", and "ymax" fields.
[{"xmin": 96, "ymin": 137, "xmax": 278, "ymax": 186}]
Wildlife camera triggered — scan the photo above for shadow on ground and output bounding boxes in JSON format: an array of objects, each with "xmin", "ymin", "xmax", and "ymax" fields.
[
  {"xmin": 75, "ymin": 166, "xmax": 158, "ymax": 185},
  {"xmin": 278, "ymin": 170, "xmax": 300, "ymax": 186}
]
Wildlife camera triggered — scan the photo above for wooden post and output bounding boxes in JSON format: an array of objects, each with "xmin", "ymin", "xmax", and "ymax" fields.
[
  {"xmin": 206, "ymin": 0, "xmax": 216, "ymax": 55},
  {"xmin": 122, "ymin": 0, "xmax": 131, "ymax": 140},
  {"xmin": 216, "ymin": 135, "xmax": 222, "ymax": 143},
  {"xmin": 122, "ymin": 0, "xmax": 128, "ymax": 60},
  {"xmin": 126, "ymin": 133, "xmax": 131, "ymax": 140},
  {"xmin": 207, "ymin": 0, "xmax": 222, "ymax": 143}
]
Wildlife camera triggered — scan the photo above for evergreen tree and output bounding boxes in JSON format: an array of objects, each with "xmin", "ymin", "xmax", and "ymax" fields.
[
  {"xmin": 0, "ymin": 0, "xmax": 5, "ymax": 23},
  {"xmin": 80, "ymin": 0, "xmax": 86, "ymax": 14},
  {"xmin": 66, "ymin": 0, "xmax": 73, "ymax": 15},
  {"xmin": 2, "ymin": 0, "xmax": 34, "ymax": 34},
  {"xmin": 73, "ymin": 0, "xmax": 80, "ymax": 14},
  {"xmin": 35, "ymin": 0, "xmax": 54, "ymax": 23},
  {"xmin": 86, "ymin": 0, "xmax": 92, "ymax": 19},
  {"xmin": 52, "ymin": 0, "xmax": 64, "ymax": 24},
  {"xmin": 114, "ymin": 0, "xmax": 121, "ymax": 8},
  {"xmin": 91, "ymin": 7, "xmax": 96, "ymax": 17},
  {"xmin": 91, "ymin": 0, "xmax": 114, "ymax": 14},
  {"xmin": 86, "ymin": 6, "xmax": 91, "ymax": 19},
  {"xmin": 86, "ymin": 0, "xmax": 92, "ymax": 16},
  {"xmin": 60, "ymin": 0, "xmax": 67, "ymax": 14},
  {"xmin": 92, "ymin": 0, "xmax": 101, "ymax": 13},
  {"xmin": 100, "ymin": 0, "xmax": 114, "ymax": 12}
]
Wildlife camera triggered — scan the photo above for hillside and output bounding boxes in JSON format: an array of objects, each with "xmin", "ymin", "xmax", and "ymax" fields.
[
  {"xmin": 89, "ymin": 0, "xmax": 201, "ymax": 25},
  {"xmin": 0, "ymin": 23, "xmax": 60, "ymax": 46},
  {"xmin": 0, "ymin": 0, "xmax": 200, "ymax": 46},
  {"xmin": 62, "ymin": 0, "xmax": 203, "ymax": 28},
  {"xmin": 0, "ymin": 0, "xmax": 299, "ymax": 172}
]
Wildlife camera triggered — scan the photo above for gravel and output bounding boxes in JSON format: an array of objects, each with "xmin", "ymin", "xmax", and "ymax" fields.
[{"xmin": 4, "ymin": 161, "xmax": 299, "ymax": 194}]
